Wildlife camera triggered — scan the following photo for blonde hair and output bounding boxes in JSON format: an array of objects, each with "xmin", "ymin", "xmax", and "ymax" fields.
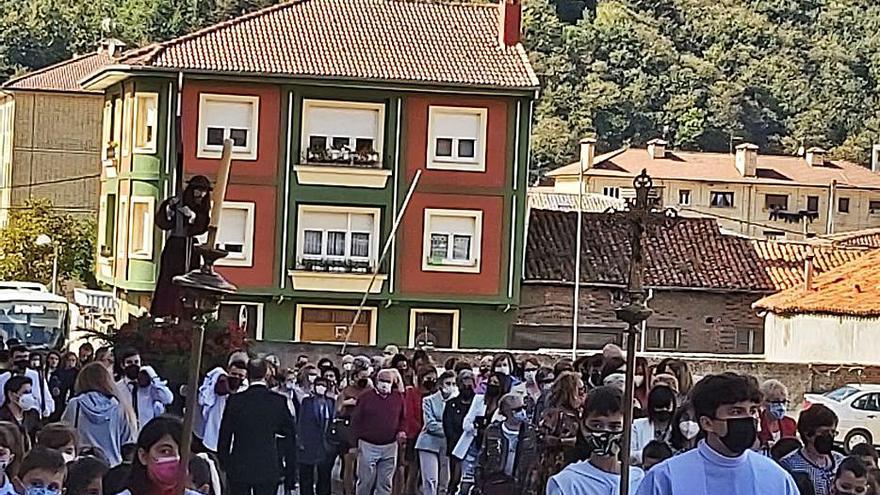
[{"xmin": 75, "ymin": 362, "xmax": 138, "ymax": 433}]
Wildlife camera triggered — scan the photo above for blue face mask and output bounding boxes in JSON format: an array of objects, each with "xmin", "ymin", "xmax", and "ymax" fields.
[
  {"xmin": 25, "ymin": 487, "xmax": 60, "ymax": 495},
  {"xmin": 768, "ymin": 402, "xmax": 786, "ymax": 420},
  {"xmin": 512, "ymin": 409, "xmax": 529, "ymax": 423}
]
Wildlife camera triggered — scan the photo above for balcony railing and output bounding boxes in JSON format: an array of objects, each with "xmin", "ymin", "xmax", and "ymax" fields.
[
  {"xmin": 303, "ymin": 146, "xmax": 381, "ymax": 168},
  {"xmin": 296, "ymin": 258, "xmax": 373, "ymax": 274}
]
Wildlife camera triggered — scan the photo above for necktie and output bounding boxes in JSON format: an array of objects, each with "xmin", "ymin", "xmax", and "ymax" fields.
[{"xmin": 130, "ymin": 382, "xmax": 139, "ymax": 419}]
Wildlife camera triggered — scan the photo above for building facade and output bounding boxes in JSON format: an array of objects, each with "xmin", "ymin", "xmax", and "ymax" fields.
[
  {"xmin": 0, "ymin": 47, "xmax": 115, "ymax": 224},
  {"xmin": 548, "ymin": 140, "xmax": 880, "ymax": 240},
  {"xmin": 84, "ymin": 0, "xmax": 537, "ymax": 349}
]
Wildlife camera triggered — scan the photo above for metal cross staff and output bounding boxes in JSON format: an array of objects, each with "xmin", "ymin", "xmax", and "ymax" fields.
[{"xmin": 613, "ymin": 169, "xmax": 678, "ymax": 495}]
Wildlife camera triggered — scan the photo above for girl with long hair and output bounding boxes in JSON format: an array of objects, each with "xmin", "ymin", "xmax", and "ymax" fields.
[
  {"xmin": 631, "ymin": 385, "xmax": 677, "ymax": 465},
  {"xmin": 538, "ymin": 371, "xmax": 586, "ymax": 485},
  {"xmin": 120, "ymin": 415, "xmax": 200, "ymax": 495},
  {"xmin": 61, "ymin": 362, "xmax": 136, "ymax": 467}
]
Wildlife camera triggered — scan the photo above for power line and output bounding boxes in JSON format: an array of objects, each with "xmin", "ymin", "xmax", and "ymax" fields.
[
  {"xmin": 678, "ymin": 206, "xmax": 814, "ymax": 237},
  {"xmin": 4, "ymin": 173, "xmax": 101, "ymax": 189}
]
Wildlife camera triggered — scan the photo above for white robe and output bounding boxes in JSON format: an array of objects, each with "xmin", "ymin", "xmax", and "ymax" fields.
[
  {"xmin": 547, "ymin": 460, "xmax": 644, "ymax": 495},
  {"xmin": 115, "ymin": 366, "xmax": 174, "ymax": 430},
  {"xmin": 197, "ymin": 367, "xmax": 245, "ymax": 452},
  {"xmin": 635, "ymin": 440, "xmax": 799, "ymax": 495}
]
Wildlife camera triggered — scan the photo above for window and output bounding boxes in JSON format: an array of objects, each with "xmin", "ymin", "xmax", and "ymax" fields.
[
  {"xmin": 296, "ymin": 206, "xmax": 380, "ymax": 272},
  {"xmin": 678, "ymin": 189, "xmax": 691, "ymax": 206},
  {"xmin": 427, "ymin": 106, "xmax": 488, "ymax": 171},
  {"xmin": 763, "ymin": 230, "xmax": 785, "ymax": 239},
  {"xmin": 806, "ymin": 195, "xmax": 820, "ymax": 213},
  {"xmin": 218, "ymin": 302, "xmax": 263, "ymax": 340},
  {"xmin": 871, "ymin": 200, "xmax": 880, "ymax": 214},
  {"xmin": 764, "ymin": 194, "xmax": 788, "ymax": 211},
  {"xmin": 134, "ymin": 93, "xmax": 158, "ymax": 152},
  {"xmin": 196, "ymin": 202, "xmax": 255, "ymax": 267},
  {"xmin": 852, "ymin": 393, "xmax": 880, "ymax": 412},
  {"xmin": 734, "ymin": 328, "xmax": 764, "ymax": 354},
  {"xmin": 296, "ymin": 305, "xmax": 375, "ymax": 345},
  {"xmin": 128, "ymin": 197, "xmax": 154, "ymax": 259},
  {"xmin": 710, "ymin": 191, "xmax": 734, "ymax": 208},
  {"xmin": 838, "ymin": 197, "xmax": 850, "ymax": 213},
  {"xmin": 423, "ymin": 209, "xmax": 482, "ymax": 273},
  {"xmin": 645, "ymin": 327, "xmax": 681, "ymax": 351},
  {"xmin": 197, "ymin": 94, "xmax": 259, "ymax": 160},
  {"xmin": 602, "ymin": 187, "xmax": 621, "ymax": 199},
  {"xmin": 301, "ymin": 100, "xmax": 385, "ymax": 167},
  {"xmin": 410, "ymin": 309, "xmax": 460, "ymax": 349},
  {"xmin": 99, "ymin": 194, "xmax": 117, "ymax": 257}
]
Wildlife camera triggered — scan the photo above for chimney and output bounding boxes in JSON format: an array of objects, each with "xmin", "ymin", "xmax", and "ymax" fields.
[
  {"xmin": 735, "ymin": 143, "xmax": 759, "ymax": 177},
  {"xmin": 499, "ymin": 0, "xmax": 522, "ymax": 47},
  {"xmin": 646, "ymin": 139, "xmax": 667, "ymax": 159},
  {"xmin": 98, "ymin": 38, "xmax": 126, "ymax": 58},
  {"xmin": 579, "ymin": 137, "xmax": 596, "ymax": 172},
  {"xmin": 872, "ymin": 144, "xmax": 880, "ymax": 173},
  {"xmin": 804, "ymin": 246, "xmax": 815, "ymax": 292},
  {"xmin": 806, "ymin": 147, "xmax": 827, "ymax": 167}
]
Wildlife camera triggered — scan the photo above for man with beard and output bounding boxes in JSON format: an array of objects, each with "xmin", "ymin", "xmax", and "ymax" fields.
[
  {"xmin": 150, "ymin": 175, "xmax": 212, "ymax": 319},
  {"xmin": 114, "ymin": 348, "xmax": 174, "ymax": 429},
  {"xmin": 0, "ymin": 345, "xmax": 53, "ymax": 418}
]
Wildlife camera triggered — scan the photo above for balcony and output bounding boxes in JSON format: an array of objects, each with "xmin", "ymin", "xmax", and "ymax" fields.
[
  {"xmin": 290, "ymin": 257, "xmax": 386, "ymax": 294},
  {"xmin": 295, "ymin": 146, "xmax": 391, "ymax": 188}
]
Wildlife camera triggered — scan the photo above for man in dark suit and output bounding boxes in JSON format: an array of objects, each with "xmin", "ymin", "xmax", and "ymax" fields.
[{"xmin": 218, "ymin": 358, "xmax": 296, "ymax": 495}]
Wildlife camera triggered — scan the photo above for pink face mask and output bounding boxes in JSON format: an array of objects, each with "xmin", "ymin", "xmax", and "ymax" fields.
[{"xmin": 147, "ymin": 456, "xmax": 180, "ymax": 488}]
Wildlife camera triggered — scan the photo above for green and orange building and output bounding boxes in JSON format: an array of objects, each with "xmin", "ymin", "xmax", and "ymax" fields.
[{"xmin": 83, "ymin": 0, "xmax": 537, "ymax": 349}]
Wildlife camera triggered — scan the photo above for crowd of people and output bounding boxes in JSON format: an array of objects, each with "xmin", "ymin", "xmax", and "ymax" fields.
[{"xmin": 0, "ymin": 339, "xmax": 875, "ymax": 495}]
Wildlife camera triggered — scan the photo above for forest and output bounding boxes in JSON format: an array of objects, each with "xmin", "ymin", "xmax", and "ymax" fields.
[{"xmin": 3, "ymin": 0, "xmax": 880, "ymax": 179}]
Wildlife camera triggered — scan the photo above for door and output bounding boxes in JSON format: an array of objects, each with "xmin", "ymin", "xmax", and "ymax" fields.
[{"xmin": 848, "ymin": 393, "xmax": 880, "ymax": 444}]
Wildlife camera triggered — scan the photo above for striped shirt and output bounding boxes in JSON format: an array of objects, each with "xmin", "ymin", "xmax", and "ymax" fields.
[{"xmin": 779, "ymin": 448, "xmax": 844, "ymax": 495}]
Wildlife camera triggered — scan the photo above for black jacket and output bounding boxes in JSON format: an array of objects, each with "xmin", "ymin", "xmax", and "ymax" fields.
[{"xmin": 218, "ymin": 384, "xmax": 296, "ymax": 484}]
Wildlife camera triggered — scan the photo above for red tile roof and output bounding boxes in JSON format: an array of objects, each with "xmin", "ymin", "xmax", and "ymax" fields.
[
  {"xmin": 548, "ymin": 147, "xmax": 880, "ymax": 189},
  {"xmin": 3, "ymin": 52, "xmax": 113, "ymax": 93},
  {"xmin": 525, "ymin": 209, "xmax": 869, "ymax": 291},
  {"xmin": 820, "ymin": 228, "xmax": 880, "ymax": 249},
  {"xmin": 114, "ymin": 0, "xmax": 538, "ymax": 90},
  {"xmin": 527, "ymin": 189, "xmax": 625, "ymax": 212},
  {"xmin": 754, "ymin": 249, "xmax": 880, "ymax": 317}
]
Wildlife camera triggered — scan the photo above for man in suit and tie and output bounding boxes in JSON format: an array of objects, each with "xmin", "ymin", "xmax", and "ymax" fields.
[{"xmin": 218, "ymin": 358, "xmax": 297, "ymax": 495}]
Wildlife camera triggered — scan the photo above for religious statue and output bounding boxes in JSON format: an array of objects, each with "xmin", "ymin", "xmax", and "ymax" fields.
[{"xmin": 150, "ymin": 175, "xmax": 213, "ymax": 318}]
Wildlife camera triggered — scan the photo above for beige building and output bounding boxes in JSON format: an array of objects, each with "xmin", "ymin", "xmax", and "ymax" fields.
[
  {"xmin": 0, "ymin": 45, "xmax": 115, "ymax": 225},
  {"xmin": 547, "ymin": 139, "xmax": 880, "ymax": 239}
]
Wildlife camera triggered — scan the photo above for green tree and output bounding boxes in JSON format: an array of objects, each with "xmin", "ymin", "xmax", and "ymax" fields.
[{"xmin": 0, "ymin": 200, "xmax": 95, "ymax": 288}]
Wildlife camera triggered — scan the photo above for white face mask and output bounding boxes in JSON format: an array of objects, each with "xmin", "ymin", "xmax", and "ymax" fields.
[
  {"xmin": 524, "ymin": 371, "xmax": 537, "ymax": 384},
  {"xmin": 367, "ymin": 366, "xmax": 375, "ymax": 376},
  {"xmin": 307, "ymin": 374, "xmax": 317, "ymax": 384},
  {"xmin": 61, "ymin": 452, "xmax": 75, "ymax": 464},
  {"xmin": 679, "ymin": 420, "xmax": 700, "ymax": 440},
  {"xmin": 442, "ymin": 384, "xmax": 459, "ymax": 399},
  {"xmin": 18, "ymin": 393, "xmax": 38, "ymax": 411},
  {"xmin": 376, "ymin": 382, "xmax": 392, "ymax": 395},
  {"xmin": 0, "ymin": 456, "xmax": 10, "ymax": 472},
  {"xmin": 343, "ymin": 363, "xmax": 353, "ymax": 371},
  {"xmin": 634, "ymin": 375, "xmax": 645, "ymax": 388},
  {"xmin": 495, "ymin": 364, "xmax": 511, "ymax": 376},
  {"xmin": 315, "ymin": 385, "xmax": 327, "ymax": 396}
]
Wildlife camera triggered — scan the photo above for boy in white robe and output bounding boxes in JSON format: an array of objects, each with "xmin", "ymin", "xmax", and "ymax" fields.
[
  {"xmin": 547, "ymin": 386, "xmax": 644, "ymax": 495},
  {"xmin": 636, "ymin": 372, "xmax": 799, "ymax": 495}
]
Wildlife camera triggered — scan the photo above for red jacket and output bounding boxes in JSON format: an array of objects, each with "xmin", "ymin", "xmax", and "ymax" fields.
[
  {"xmin": 404, "ymin": 387, "xmax": 424, "ymax": 440},
  {"xmin": 758, "ymin": 409, "xmax": 798, "ymax": 447}
]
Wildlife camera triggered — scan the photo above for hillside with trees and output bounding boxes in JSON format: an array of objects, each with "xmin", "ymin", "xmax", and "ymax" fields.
[{"xmin": 3, "ymin": 0, "xmax": 879, "ymax": 180}]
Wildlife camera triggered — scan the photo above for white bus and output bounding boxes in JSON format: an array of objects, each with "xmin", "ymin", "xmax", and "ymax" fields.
[{"xmin": 0, "ymin": 282, "xmax": 77, "ymax": 350}]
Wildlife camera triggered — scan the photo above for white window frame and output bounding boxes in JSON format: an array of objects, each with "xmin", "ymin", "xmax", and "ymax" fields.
[
  {"xmin": 602, "ymin": 186, "xmax": 620, "ymax": 199},
  {"xmin": 422, "ymin": 208, "xmax": 482, "ymax": 273},
  {"xmin": 426, "ymin": 106, "xmax": 488, "ymax": 172},
  {"xmin": 408, "ymin": 308, "xmax": 460, "ymax": 350},
  {"xmin": 197, "ymin": 93, "xmax": 260, "ymax": 160},
  {"xmin": 735, "ymin": 328, "xmax": 760, "ymax": 354},
  {"xmin": 295, "ymin": 205, "xmax": 381, "ymax": 268},
  {"xmin": 710, "ymin": 191, "xmax": 735, "ymax": 208},
  {"xmin": 294, "ymin": 304, "xmax": 377, "ymax": 346},
  {"xmin": 133, "ymin": 93, "xmax": 159, "ymax": 153},
  {"xmin": 127, "ymin": 196, "xmax": 154, "ymax": 260},
  {"xmin": 219, "ymin": 301, "xmax": 264, "ymax": 341},
  {"xmin": 196, "ymin": 201, "xmax": 255, "ymax": 267},
  {"xmin": 300, "ymin": 99, "xmax": 385, "ymax": 164},
  {"xmin": 678, "ymin": 189, "xmax": 691, "ymax": 206},
  {"xmin": 116, "ymin": 197, "xmax": 128, "ymax": 259}
]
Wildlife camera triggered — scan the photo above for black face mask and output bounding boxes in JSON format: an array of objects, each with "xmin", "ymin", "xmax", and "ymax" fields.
[
  {"xmin": 227, "ymin": 377, "xmax": 243, "ymax": 391},
  {"xmin": 459, "ymin": 387, "xmax": 475, "ymax": 400},
  {"xmin": 587, "ymin": 371, "xmax": 603, "ymax": 388},
  {"xmin": 814, "ymin": 433, "xmax": 835, "ymax": 455},
  {"xmin": 485, "ymin": 384, "xmax": 501, "ymax": 398},
  {"xmin": 719, "ymin": 417, "xmax": 757, "ymax": 455},
  {"xmin": 356, "ymin": 378, "xmax": 369, "ymax": 388},
  {"xmin": 653, "ymin": 411, "xmax": 673, "ymax": 423},
  {"xmin": 423, "ymin": 379, "xmax": 436, "ymax": 390},
  {"xmin": 13, "ymin": 359, "xmax": 28, "ymax": 371},
  {"xmin": 124, "ymin": 365, "xmax": 140, "ymax": 381},
  {"xmin": 137, "ymin": 374, "xmax": 151, "ymax": 388}
]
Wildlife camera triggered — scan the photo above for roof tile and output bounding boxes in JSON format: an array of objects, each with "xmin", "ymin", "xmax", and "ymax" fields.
[{"xmin": 3, "ymin": 53, "xmax": 113, "ymax": 93}]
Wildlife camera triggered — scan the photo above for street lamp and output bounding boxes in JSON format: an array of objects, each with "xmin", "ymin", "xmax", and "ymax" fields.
[{"xmin": 35, "ymin": 234, "xmax": 60, "ymax": 294}]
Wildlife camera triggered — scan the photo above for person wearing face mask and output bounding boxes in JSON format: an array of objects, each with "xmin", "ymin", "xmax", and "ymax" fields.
[
  {"xmin": 832, "ymin": 457, "xmax": 870, "ymax": 495},
  {"xmin": 486, "ymin": 354, "xmax": 521, "ymax": 392},
  {"xmin": 340, "ymin": 354, "xmax": 356, "ymax": 388},
  {"xmin": 668, "ymin": 401, "xmax": 700, "ymax": 455},
  {"xmin": 322, "ymin": 367, "xmax": 340, "ymax": 401},
  {"xmin": 548, "ymin": 386, "xmax": 644, "ymax": 495},
  {"xmin": 0, "ymin": 423, "xmax": 22, "ymax": 495},
  {"xmin": 758, "ymin": 379, "xmax": 798, "ymax": 452},
  {"xmin": 36, "ymin": 423, "xmax": 78, "ymax": 464},
  {"xmin": 443, "ymin": 370, "xmax": 475, "ymax": 495},
  {"xmin": 531, "ymin": 368, "xmax": 555, "ymax": 425},
  {"xmin": 780, "ymin": 404, "xmax": 845, "ymax": 495},
  {"xmin": 522, "ymin": 359, "xmax": 541, "ymax": 420},
  {"xmin": 295, "ymin": 364, "xmax": 321, "ymax": 407},
  {"xmin": 475, "ymin": 393, "xmax": 540, "ymax": 495},
  {"xmin": 537, "ymin": 372, "xmax": 586, "ymax": 487},
  {"xmin": 337, "ymin": 356, "xmax": 372, "ymax": 495},
  {"xmin": 631, "ymin": 385, "xmax": 676, "ymax": 465},
  {"xmin": 195, "ymin": 359, "xmax": 248, "ymax": 453},
  {"xmin": 404, "ymin": 366, "xmax": 439, "ymax": 494},
  {"xmin": 14, "ymin": 446, "xmax": 66, "ymax": 495},
  {"xmin": 390, "ymin": 354, "xmax": 413, "ymax": 388},
  {"xmin": 114, "ymin": 350, "xmax": 174, "ymax": 431},
  {"xmin": 475, "ymin": 355, "xmax": 494, "ymax": 392},
  {"xmin": 298, "ymin": 377, "xmax": 337, "ymax": 495},
  {"xmin": 0, "ymin": 376, "xmax": 41, "ymax": 451},
  {"xmin": 416, "ymin": 371, "xmax": 457, "ymax": 495},
  {"xmin": 0, "ymin": 346, "xmax": 54, "ymax": 419},
  {"xmin": 275, "ymin": 369, "xmax": 299, "ymax": 418},
  {"xmin": 636, "ymin": 372, "xmax": 799, "ymax": 495},
  {"xmin": 352, "ymin": 369, "xmax": 406, "ymax": 495},
  {"xmin": 117, "ymin": 416, "xmax": 201, "ymax": 495},
  {"xmin": 633, "ymin": 357, "xmax": 651, "ymax": 418}
]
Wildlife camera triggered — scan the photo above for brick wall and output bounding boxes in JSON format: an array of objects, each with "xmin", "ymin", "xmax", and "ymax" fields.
[{"xmin": 517, "ymin": 284, "xmax": 767, "ymax": 354}]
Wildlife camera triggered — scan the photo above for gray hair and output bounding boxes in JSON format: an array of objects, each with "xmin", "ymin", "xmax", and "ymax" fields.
[{"xmin": 760, "ymin": 379, "xmax": 788, "ymax": 399}]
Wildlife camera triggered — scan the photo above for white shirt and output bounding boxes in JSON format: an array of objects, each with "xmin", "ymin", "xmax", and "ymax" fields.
[
  {"xmin": 547, "ymin": 460, "xmax": 644, "ymax": 495},
  {"xmin": 631, "ymin": 417, "xmax": 671, "ymax": 465},
  {"xmin": 115, "ymin": 366, "xmax": 174, "ymax": 430},
  {"xmin": 0, "ymin": 477, "xmax": 14, "ymax": 495}
]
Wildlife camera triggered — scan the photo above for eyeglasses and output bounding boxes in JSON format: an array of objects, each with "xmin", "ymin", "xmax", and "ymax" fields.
[{"xmin": 511, "ymin": 406, "xmax": 525, "ymax": 413}]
